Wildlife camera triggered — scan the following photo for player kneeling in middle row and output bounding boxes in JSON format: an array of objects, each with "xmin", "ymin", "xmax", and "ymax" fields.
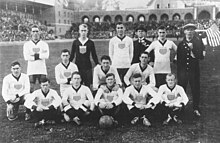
[
  {"xmin": 123, "ymin": 73, "xmax": 160, "ymax": 126},
  {"xmin": 158, "ymin": 73, "xmax": 189, "ymax": 125},
  {"xmin": 24, "ymin": 77, "xmax": 62, "ymax": 128},
  {"xmin": 95, "ymin": 73, "xmax": 123, "ymax": 126},
  {"xmin": 62, "ymin": 72, "xmax": 95, "ymax": 125}
]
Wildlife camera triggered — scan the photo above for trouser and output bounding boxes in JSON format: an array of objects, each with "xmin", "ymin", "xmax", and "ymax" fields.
[
  {"xmin": 177, "ymin": 62, "xmax": 200, "ymax": 110},
  {"xmin": 29, "ymin": 74, "xmax": 47, "ymax": 93},
  {"xmin": 155, "ymin": 73, "xmax": 167, "ymax": 88},
  {"xmin": 160, "ymin": 104, "xmax": 185, "ymax": 119},
  {"xmin": 65, "ymin": 108, "xmax": 85, "ymax": 120},
  {"xmin": 6, "ymin": 96, "xmax": 25, "ymax": 119},
  {"xmin": 98, "ymin": 106, "xmax": 121, "ymax": 119},
  {"xmin": 79, "ymin": 69, "xmax": 92, "ymax": 88},
  {"xmin": 117, "ymin": 68, "xmax": 129, "ymax": 88},
  {"xmin": 32, "ymin": 108, "xmax": 61, "ymax": 122},
  {"xmin": 129, "ymin": 107, "xmax": 153, "ymax": 121}
]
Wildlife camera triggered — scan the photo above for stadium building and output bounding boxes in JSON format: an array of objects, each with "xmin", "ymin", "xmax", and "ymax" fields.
[{"xmin": 1, "ymin": 0, "xmax": 220, "ymax": 36}]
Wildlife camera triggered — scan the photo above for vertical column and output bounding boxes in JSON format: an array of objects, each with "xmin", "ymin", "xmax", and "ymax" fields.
[
  {"xmin": 213, "ymin": 6, "xmax": 216, "ymax": 20},
  {"xmin": 194, "ymin": 7, "xmax": 197, "ymax": 20}
]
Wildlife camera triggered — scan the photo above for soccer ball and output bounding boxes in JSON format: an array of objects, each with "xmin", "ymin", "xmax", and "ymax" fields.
[{"xmin": 99, "ymin": 115, "xmax": 113, "ymax": 128}]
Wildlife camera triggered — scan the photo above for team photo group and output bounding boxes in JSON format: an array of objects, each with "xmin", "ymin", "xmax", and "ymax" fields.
[{"xmin": 2, "ymin": 21, "xmax": 205, "ymax": 129}]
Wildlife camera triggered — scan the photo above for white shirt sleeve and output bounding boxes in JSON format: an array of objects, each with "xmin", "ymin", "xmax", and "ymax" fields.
[
  {"xmin": 18, "ymin": 75, "xmax": 30, "ymax": 97},
  {"xmin": 2, "ymin": 76, "xmax": 11, "ymax": 102},
  {"xmin": 92, "ymin": 66, "xmax": 99, "ymax": 90},
  {"xmin": 124, "ymin": 66, "xmax": 133, "ymax": 86},
  {"xmin": 39, "ymin": 43, "xmax": 49, "ymax": 60},
  {"xmin": 55, "ymin": 65, "xmax": 68, "ymax": 84},
  {"xmin": 129, "ymin": 39, "xmax": 134, "ymax": 62}
]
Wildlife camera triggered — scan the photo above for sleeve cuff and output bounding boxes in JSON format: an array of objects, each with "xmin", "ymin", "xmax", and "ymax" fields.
[
  {"xmin": 150, "ymin": 103, "xmax": 155, "ymax": 106},
  {"xmin": 63, "ymin": 104, "xmax": 72, "ymax": 112},
  {"xmin": 132, "ymin": 102, "xmax": 136, "ymax": 106}
]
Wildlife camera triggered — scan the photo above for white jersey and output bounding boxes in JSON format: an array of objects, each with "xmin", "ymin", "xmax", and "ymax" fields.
[
  {"xmin": 2, "ymin": 73, "xmax": 30, "ymax": 102},
  {"xmin": 109, "ymin": 36, "xmax": 133, "ymax": 68},
  {"xmin": 93, "ymin": 65, "xmax": 122, "ymax": 90},
  {"xmin": 62, "ymin": 85, "xmax": 94, "ymax": 111},
  {"xmin": 94, "ymin": 84, "xmax": 123, "ymax": 106},
  {"xmin": 24, "ymin": 89, "xmax": 61, "ymax": 111},
  {"xmin": 123, "ymin": 85, "xmax": 160, "ymax": 110},
  {"xmin": 146, "ymin": 39, "xmax": 177, "ymax": 74},
  {"xmin": 158, "ymin": 84, "xmax": 189, "ymax": 105},
  {"xmin": 23, "ymin": 40, "xmax": 49, "ymax": 75},
  {"xmin": 55, "ymin": 62, "xmax": 78, "ymax": 96},
  {"xmin": 124, "ymin": 63, "xmax": 155, "ymax": 87}
]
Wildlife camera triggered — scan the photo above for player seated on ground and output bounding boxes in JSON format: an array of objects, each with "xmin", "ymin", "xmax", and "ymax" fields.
[
  {"xmin": 94, "ymin": 73, "xmax": 123, "ymax": 126},
  {"xmin": 122, "ymin": 73, "xmax": 160, "ymax": 126},
  {"xmin": 62, "ymin": 72, "xmax": 95, "ymax": 125},
  {"xmin": 55, "ymin": 49, "xmax": 78, "ymax": 97},
  {"xmin": 158, "ymin": 73, "xmax": 189, "ymax": 125},
  {"xmin": 24, "ymin": 77, "xmax": 62, "ymax": 127},
  {"xmin": 2, "ymin": 61, "xmax": 30, "ymax": 121},
  {"xmin": 124, "ymin": 52, "xmax": 157, "ymax": 91},
  {"xmin": 93, "ymin": 55, "xmax": 121, "ymax": 92}
]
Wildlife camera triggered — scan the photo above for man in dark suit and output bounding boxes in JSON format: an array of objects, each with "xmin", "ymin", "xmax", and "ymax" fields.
[
  {"xmin": 177, "ymin": 23, "xmax": 206, "ymax": 117},
  {"xmin": 132, "ymin": 25, "xmax": 153, "ymax": 65}
]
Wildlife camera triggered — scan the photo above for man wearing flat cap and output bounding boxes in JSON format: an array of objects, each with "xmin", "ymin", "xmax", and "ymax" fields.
[
  {"xmin": 131, "ymin": 25, "xmax": 153, "ymax": 64},
  {"xmin": 177, "ymin": 23, "xmax": 205, "ymax": 117}
]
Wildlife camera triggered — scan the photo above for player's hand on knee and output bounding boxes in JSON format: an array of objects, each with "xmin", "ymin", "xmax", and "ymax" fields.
[
  {"xmin": 99, "ymin": 102, "xmax": 106, "ymax": 109},
  {"xmin": 36, "ymin": 106, "xmax": 44, "ymax": 112}
]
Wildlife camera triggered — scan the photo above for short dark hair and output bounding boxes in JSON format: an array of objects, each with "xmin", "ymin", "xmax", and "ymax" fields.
[
  {"xmin": 40, "ymin": 77, "xmax": 50, "ymax": 84},
  {"xmin": 157, "ymin": 25, "xmax": 167, "ymax": 31},
  {"xmin": 11, "ymin": 61, "xmax": 20, "ymax": 67},
  {"xmin": 106, "ymin": 73, "xmax": 115, "ymax": 79},
  {"xmin": 116, "ymin": 22, "xmax": 124, "ymax": 26},
  {"xmin": 166, "ymin": 73, "xmax": 176, "ymax": 79},
  {"xmin": 132, "ymin": 73, "xmax": 142, "ymax": 79},
  {"xmin": 71, "ymin": 71, "xmax": 81, "ymax": 78},
  {"xmin": 140, "ymin": 51, "xmax": 149, "ymax": 57},
  {"xmin": 101, "ymin": 55, "xmax": 111, "ymax": 62},
  {"xmin": 61, "ymin": 49, "xmax": 70, "ymax": 55},
  {"xmin": 31, "ymin": 24, "xmax": 39, "ymax": 30}
]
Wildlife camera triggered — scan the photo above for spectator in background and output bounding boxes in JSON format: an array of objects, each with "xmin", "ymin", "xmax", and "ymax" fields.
[
  {"xmin": 70, "ymin": 23, "xmax": 99, "ymax": 88},
  {"xmin": 23, "ymin": 25, "xmax": 49, "ymax": 92},
  {"xmin": 109, "ymin": 22, "xmax": 133, "ymax": 88}
]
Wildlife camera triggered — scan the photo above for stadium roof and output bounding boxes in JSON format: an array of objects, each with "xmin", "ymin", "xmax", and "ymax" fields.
[{"xmin": 27, "ymin": 0, "xmax": 55, "ymax": 6}]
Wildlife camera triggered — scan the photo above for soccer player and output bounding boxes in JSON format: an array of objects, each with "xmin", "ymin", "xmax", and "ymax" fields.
[
  {"xmin": 55, "ymin": 49, "xmax": 78, "ymax": 97},
  {"xmin": 177, "ymin": 23, "xmax": 205, "ymax": 117},
  {"xmin": 94, "ymin": 73, "xmax": 123, "ymax": 125},
  {"xmin": 145, "ymin": 25, "xmax": 177, "ymax": 88},
  {"xmin": 93, "ymin": 55, "xmax": 121, "ymax": 91},
  {"xmin": 123, "ymin": 73, "xmax": 160, "ymax": 126},
  {"xmin": 24, "ymin": 78, "xmax": 62, "ymax": 127},
  {"xmin": 158, "ymin": 73, "xmax": 189, "ymax": 125},
  {"xmin": 124, "ymin": 51, "xmax": 156, "ymax": 89},
  {"xmin": 2, "ymin": 61, "xmax": 30, "ymax": 121},
  {"xmin": 23, "ymin": 25, "xmax": 49, "ymax": 92},
  {"xmin": 70, "ymin": 23, "xmax": 99, "ymax": 88},
  {"xmin": 109, "ymin": 22, "xmax": 133, "ymax": 87},
  {"xmin": 131, "ymin": 25, "xmax": 153, "ymax": 64},
  {"xmin": 62, "ymin": 72, "xmax": 95, "ymax": 125}
]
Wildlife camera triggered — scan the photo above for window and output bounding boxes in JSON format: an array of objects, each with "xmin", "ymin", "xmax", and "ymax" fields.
[
  {"xmin": 168, "ymin": 3, "xmax": 170, "ymax": 8},
  {"xmin": 64, "ymin": 12, "xmax": 66, "ymax": 17},
  {"xmin": 157, "ymin": 4, "xmax": 160, "ymax": 9},
  {"xmin": 64, "ymin": 20, "xmax": 66, "ymax": 24},
  {"xmin": 58, "ymin": 11, "xmax": 60, "ymax": 16}
]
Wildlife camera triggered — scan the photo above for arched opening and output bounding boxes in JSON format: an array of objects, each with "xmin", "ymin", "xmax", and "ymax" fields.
[
  {"xmin": 149, "ymin": 14, "xmax": 157, "ymax": 21},
  {"xmin": 103, "ymin": 15, "xmax": 112, "ymax": 23},
  {"xmin": 138, "ymin": 14, "xmax": 145, "ymax": 22},
  {"xmin": 160, "ymin": 13, "xmax": 169, "ymax": 21},
  {"xmin": 115, "ymin": 15, "xmax": 123, "ymax": 22},
  {"xmin": 93, "ymin": 16, "xmax": 100, "ymax": 22},
  {"xmin": 198, "ymin": 10, "xmax": 211, "ymax": 20},
  {"xmin": 216, "ymin": 12, "xmax": 220, "ymax": 19},
  {"xmin": 82, "ymin": 16, "xmax": 89, "ymax": 23},
  {"xmin": 126, "ymin": 15, "xmax": 134, "ymax": 22},
  {"xmin": 173, "ymin": 13, "xmax": 181, "ymax": 21},
  {"xmin": 184, "ymin": 13, "xmax": 193, "ymax": 20}
]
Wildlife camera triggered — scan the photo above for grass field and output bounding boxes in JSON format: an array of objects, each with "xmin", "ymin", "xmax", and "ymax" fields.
[{"xmin": 0, "ymin": 39, "xmax": 220, "ymax": 143}]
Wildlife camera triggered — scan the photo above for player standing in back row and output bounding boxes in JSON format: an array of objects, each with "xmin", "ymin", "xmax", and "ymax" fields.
[
  {"xmin": 109, "ymin": 22, "xmax": 133, "ymax": 88},
  {"xmin": 23, "ymin": 25, "xmax": 49, "ymax": 92},
  {"xmin": 70, "ymin": 24, "xmax": 99, "ymax": 88},
  {"xmin": 145, "ymin": 25, "xmax": 177, "ymax": 88}
]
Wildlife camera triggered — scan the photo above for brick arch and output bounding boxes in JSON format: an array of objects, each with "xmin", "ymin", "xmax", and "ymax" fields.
[
  {"xmin": 82, "ymin": 15, "xmax": 89, "ymax": 23},
  {"xmin": 184, "ymin": 13, "xmax": 193, "ymax": 20},
  {"xmin": 126, "ymin": 15, "xmax": 134, "ymax": 22},
  {"xmin": 216, "ymin": 12, "xmax": 220, "ymax": 19},
  {"xmin": 198, "ymin": 10, "xmax": 211, "ymax": 20},
  {"xmin": 138, "ymin": 14, "xmax": 145, "ymax": 22},
  {"xmin": 173, "ymin": 13, "xmax": 181, "ymax": 21},
  {"xmin": 103, "ymin": 15, "xmax": 112, "ymax": 23},
  {"xmin": 149, "ymin": 14, "xmax": 157, "ymax": 21},
  {"xmin": 93, "ymin": 15, "xmax": 100, "ymax": 22},
  {"xmin": 160, "ymin": 13, "xmax": 169, "ymax": 21},
  {"xmin": 115, "ymin": 15, "xmax": 123, "ymax": 22}
]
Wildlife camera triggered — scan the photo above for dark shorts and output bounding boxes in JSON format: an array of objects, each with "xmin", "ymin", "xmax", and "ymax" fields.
[{"xmin": 29, "ymin": 74, "xmax": 46, "ymax": 84}]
